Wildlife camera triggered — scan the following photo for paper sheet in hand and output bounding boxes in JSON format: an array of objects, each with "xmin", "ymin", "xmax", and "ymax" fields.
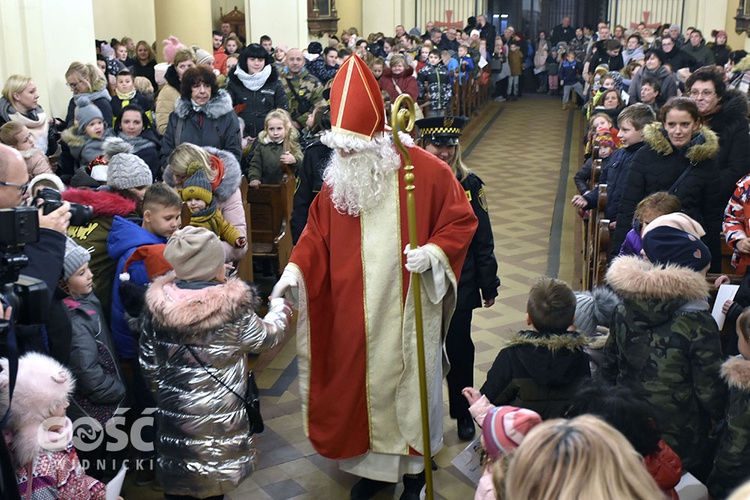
[
  {"xmin": 712, "ymin": 284, "xmax": 739, "ymax": 330},
  {"xmin": 450, "ymin": 435, "xmax": 483, "ymax": 484},
  {"xmin": 106, "ymin": 464, "xmax": 127, "ymax": 500}
]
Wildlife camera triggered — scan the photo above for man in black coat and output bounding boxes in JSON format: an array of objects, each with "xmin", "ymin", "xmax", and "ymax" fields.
[
  {"xmin": 476, "ymin": 14, "xmax": 496, "ymax": 45},
  {"xmin": 551, "ymin": 16, "xmax": 575, "ymax": 45},
  {"xmin": 662, "ymin": 36, "xmax": 697, "ymax": 71}
]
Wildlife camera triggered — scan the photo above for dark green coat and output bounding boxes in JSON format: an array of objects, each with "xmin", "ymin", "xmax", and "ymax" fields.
[
  {"xmin": 480, "ymin": 330, "xmax": 591, "ymax": 419},
  {"xmin": 602, "ymin": 255, "xmax": 726, "ymax": 473},
  {"xmin": 707, "ymin": 356, "xmax": 750, "ymax": 499}
]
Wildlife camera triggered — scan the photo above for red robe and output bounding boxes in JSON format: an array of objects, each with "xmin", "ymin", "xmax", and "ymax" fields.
[{"xmin": 288, "ymin": 145, "xmax": 477, "ymax": 461}]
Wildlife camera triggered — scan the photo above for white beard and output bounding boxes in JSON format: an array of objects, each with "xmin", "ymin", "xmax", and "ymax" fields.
[{"xmin": 322, "ymin": 135, "xmax": 401, "ymax": 216}]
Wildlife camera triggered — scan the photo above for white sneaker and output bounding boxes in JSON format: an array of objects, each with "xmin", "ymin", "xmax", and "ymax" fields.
[{"xmin": 494, "ymin": 96, "xmax": 506, "ymax": 102}]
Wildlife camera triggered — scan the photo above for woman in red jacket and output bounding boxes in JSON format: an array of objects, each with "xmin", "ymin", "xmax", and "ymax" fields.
[{"xmin": 379, "ymin": 54, "xmax": 419, "ymax": 102}]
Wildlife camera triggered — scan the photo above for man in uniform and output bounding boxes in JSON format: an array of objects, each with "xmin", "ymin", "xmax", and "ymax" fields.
[
  {"xmin": 271, "ymin": 56, "xmax": 477, "ymax": 499},
  {"xmin": 280, "ymin": 48, "xmax": 324, "ymax": 131}
]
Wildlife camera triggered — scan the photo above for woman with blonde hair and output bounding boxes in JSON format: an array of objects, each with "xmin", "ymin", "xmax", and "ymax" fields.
[
  {"xmin": 0, "ymin": 74, "xmax": 57, "ymax": 155},
  {"xmin": 504, "ymin": 415, "xmax": 665, "ymax": 499},
  {"xmin": 64, "ymin": 61, "xmax": 113, "ymax": 127},
  {"xmin": 131, "ymin": 40, "xmax": 158, "ymax": 91},
  {"xmin": 164, "ymin": 142, "xmax": 247, "ymax": 262}
]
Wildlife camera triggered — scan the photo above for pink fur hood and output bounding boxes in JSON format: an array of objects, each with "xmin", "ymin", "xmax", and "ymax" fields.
[{"xmin": 145, "ymin": 272, "xmax": 260, "ymax": 339}]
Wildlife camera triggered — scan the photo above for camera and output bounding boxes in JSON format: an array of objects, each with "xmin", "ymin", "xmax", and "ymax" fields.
[
  {"xmin": 33, "ymin": 187, "xmax": 93, "ymax": 227},
  {"xmin": 0, "ymin": 207, "xmax": 46, "ymax": 326}
]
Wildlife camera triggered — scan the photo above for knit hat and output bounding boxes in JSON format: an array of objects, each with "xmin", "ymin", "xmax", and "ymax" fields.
[
  {"xmin": 669, "ymin": 24, "xmax": 681, "ymax": 31},
  {"xmin": 594, "ymin": 128, "xmax": 617, "ymax": 149},
  {"xmin": 76, "ymin": 96, "xmax": 104, "ymax": 134},
  {"xmin": 164, "ymin": 226, "xmax": 225, "ymax": 282},
  {"xmin": 482, "ymin": 406, "xmax": 542, "ymax": 460},
  {"xmin": 163, "ymin": 35, "xmax": 186, "ymax": 64},
  {"xmin": 181, "ymin": 168, "xmax": 213, "ymax": 205},
  {"xmin": 642, "ymin": 226, "xmax": 711, "ymax": 272},
  {"xmin": 63, "ymin": 237, "xmax": 91, "ymax": 281},
  {"xmin": 100, "ymin": 43, "xmax": 115, "ymax": 59},
  {"xmin": 104, "ymin": 137, "xmax": 153, "ymax": 190},
  {"xmin": 574, "ymin": 287, "xmax": 622, "ymax": 337},
  {"xmin": 641, "ymin": 212, "xmax": 706, "ymax": 239},
  {"xmin": 192, "ymin": 45, "xmax": 215, "ymax": 66}
]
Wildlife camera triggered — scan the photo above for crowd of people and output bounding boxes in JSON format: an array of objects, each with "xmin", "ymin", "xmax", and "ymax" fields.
[{"xmin": 0, "ymin": 11, "xmax": 747, "ymax": 500}]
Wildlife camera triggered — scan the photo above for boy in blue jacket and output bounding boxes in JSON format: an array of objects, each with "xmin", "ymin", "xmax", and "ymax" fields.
[{"xmin": 559, "ymin": 50, "xmax": 584, "ymax": 110}]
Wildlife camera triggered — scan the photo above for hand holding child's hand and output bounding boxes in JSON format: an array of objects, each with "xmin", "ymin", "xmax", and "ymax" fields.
[
  {"xmin": 462, "ymin": 387, "xmax": 481, "ymax": 405},
  {"xmin": 714, "ymin": 275, "xmax": 731, "ymax": 287},
  {"xmin": 249, "ymin": 179, "xmax": 261, "ymax": 189},
  {"xmin": 723, "ymin": 299, "xmax": 734, "ymax": 314},
  {"xmin": 280, "ymin": 152, "xmax": 296, "ymax": 165},
  {"xmin": 571, "ymin": 194, "xmax": 588, "ymax": 209},
  {"xmin": 236, "ymin": 236, "xmax": 247, "ymax": 248}
]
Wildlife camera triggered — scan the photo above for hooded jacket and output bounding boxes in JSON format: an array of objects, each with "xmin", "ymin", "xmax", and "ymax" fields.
[
  {"xmin": 417, "ymin": 63, "xmax": 452, "ymax": 110},
  {"xmin": 155, "ymin": 64, "xmax": 182, "ymax": 135},
  {"xmin": 0, "ymin": 353, "xmax": 106, "ymax": 499},
  {"xmin": 226, "ymin": 64, "xmax": 288, "ymax": 139},
  {"xmin": 707, "ymin": 356, "xmax": 750, "ymax": 499},
  {"xmin": 379, "ymin": 66, "xmax": 419, "ymax": 102},
  {"xmin": 613, "ymin": 123, "xmax": 722, "ymax": 262},
  {"xmin": 164, "ymin": 147, "xmax": 247, "ymax": 262},
  {"xmin": 479, "ymin": 330, "xmax": 591, "ymax": 419},
  {"xmin": 628, "ymin": 65, "xmax": 679, "ymax": 104},
  {"xmin": 160, "ymin": 89, "xmax": 242, "ymax": 166},
  {"xmin": 701, "ymin": 89, "xmax": 750, "ymax": 201},
  {"xmin": 60, "ymin": 126, "xmax": 116, "ymax": 171},
  {"xmin": 602, "ymin": 256, "xmax": 726, "ymax": 472},
  {"xmin": 106, "ymin": 216, "xmax": 168, "ymax": 360},
  {"xmin": 63, "ymin": 188, "xmax": 137, "ymax": 325},
  {"xmin": 139, "ymin": 273, "xmax": 291, "ymax": 498}
]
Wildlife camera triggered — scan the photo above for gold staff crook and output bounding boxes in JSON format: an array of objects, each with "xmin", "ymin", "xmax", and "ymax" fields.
[{"xmin": 390, "ymin": 94, "xmax": 434, "ymax": 500}]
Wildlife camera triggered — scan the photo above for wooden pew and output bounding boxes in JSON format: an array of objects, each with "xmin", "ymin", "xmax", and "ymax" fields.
[{"xmin": 247, "ymin": 172, "xmax": 294, "ymax": 278}]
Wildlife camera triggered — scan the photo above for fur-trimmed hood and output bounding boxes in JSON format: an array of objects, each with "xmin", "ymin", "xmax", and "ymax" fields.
[
  {"xmin": 606, "ymin": 255, "xmax": 709, "ymax": 301},
  {"xmin": 643, "ymin": 122, "xmax": 720, "ymax": 164},
  {"xmin": 173, "ymin": 89, "xmax": 234, "ymax": 120},
  {"xmin": 146, "ymin": 272, "xmax": 259, "ymax": 339},
  {"xmin": 0, "ymin": 352, "xmax": 75, "ymax": 466},
  {"xmin": 163, "ymin": 145, "xmax": 241, "ymax": 203},
  {"xmin": 61, "ymin": 125, "xmax": 86, "ymax": 148},
  {"xmin": 722, "ymin": 356, "xmax": 750, "ymax": 391},
  {"xmin": 63, "ymin": 187, "xmax": 136, "ymax": 217},
  {"xmin": 505, "ymin": 330, "xmax": 590, "ymax": 388},
  {"xmin": 732, "ymin": 54, "xmax": 750, "ymax": 73},
  {"xmin": 507, "ymin": 330, "xmax": 590, "ymax": 351}
]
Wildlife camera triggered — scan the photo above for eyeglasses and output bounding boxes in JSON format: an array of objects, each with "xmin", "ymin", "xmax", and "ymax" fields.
[
  {"xmin": 687, "ymin": 89, "xmax": 716, "ymax": 98},
  {"xmin": 0, "ymin": 181, "xmax": 29, "ymax": 195}
]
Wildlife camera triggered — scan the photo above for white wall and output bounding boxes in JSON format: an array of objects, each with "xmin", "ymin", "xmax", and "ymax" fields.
[
  {"xmin": 247, "ymin": 0, "xmax": 309, "ymax": 49},
  {"xmin": 92, "ymin": 0, "xmax": 156, "ymax": 46}
]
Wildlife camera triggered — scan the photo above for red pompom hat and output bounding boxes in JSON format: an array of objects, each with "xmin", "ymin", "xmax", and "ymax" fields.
[{"xmin": 329, "ymin": 55, "xmax": 386, "ymax": 140}]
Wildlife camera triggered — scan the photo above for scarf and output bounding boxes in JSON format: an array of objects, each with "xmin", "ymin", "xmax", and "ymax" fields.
[
  {"xmin": 115, "ymin": 89, "xmax": 136, "ymax": 100},
  {"xmin": 191, "ymin": 99, "xmax": 208, "ymax": 113},
  {"xmin": 234, "ymin": 64, "xmax": 272, "ymax": 91},
  {"xmin": 117, "ymin": 131, "xmax": 156, "ymax": 154},
  {"xmin": 73, "ymin": 87, "xmax": 112, "ymax": 106},
  {"xmin": 640, "ymin": 65, "xmax": 670, "ymax": 81}
]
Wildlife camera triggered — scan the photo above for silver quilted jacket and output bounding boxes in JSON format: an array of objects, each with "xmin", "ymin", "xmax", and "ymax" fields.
[{"xmin": 139, "ymin": 273, "xmax": 292, "ymax": 497}]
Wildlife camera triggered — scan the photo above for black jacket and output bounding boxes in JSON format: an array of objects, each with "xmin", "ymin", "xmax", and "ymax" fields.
[
  {"xmin": 160, "ymin": 90, "xmax": 242, "ymax": 166},
  {"xmin": 226, "ymin": 66, "xmax": 288, "ymax": 139},
  {"xmin": 663, "ymin": 47, "xmax": 697, "ymax": 71},
  {"xmin": 291, "ymin": 140, "xmax": 331, "ymax": 243},
  {"xmin": 457, "ymin": 173, "xmax": 500, "ymax": 310},
  {"xmin": 614, "ymin": 124, "xmax": 723, "ymax": 267},
  {"xmin": 702, "ymin": 89, "xmax": 750, "ymax": 203},
  {"xmin": 480, "ymin": 330, "xmax": 591, "ymax": 419}
]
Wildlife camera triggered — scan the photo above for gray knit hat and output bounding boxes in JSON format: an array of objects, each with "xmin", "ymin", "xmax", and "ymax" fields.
[
  {"xmin": 63, "ymin": 237, "xmax": 91, "ymax": 280},
  {"xmin": 104, "ymin": 137, "xmax": 153, "ymax": 189},
  {"xmin": 574, "ymin": 287, "xmax": 622, "ymax": 337},
  {"xmin": 191, "ymin": 45, "xmax": 215, "ymax": 66},
  {"xmin": 76, "ymin": 96, "xmax": 104, "ymax": 134},
  {"xmin": 164, "ymin": 226, "xmax": 225, "ymax": 281}
]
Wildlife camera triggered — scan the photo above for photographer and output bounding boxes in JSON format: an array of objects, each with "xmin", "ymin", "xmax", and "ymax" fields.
[{"xmin": 0, "ymin": 144, "xmax": 71, "ymax": 359}]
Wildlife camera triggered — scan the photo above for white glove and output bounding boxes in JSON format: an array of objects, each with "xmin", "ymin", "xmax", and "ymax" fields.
[
  {"xmin": 271, "ymin": 273, "xmax": 298, "ymax": 298},
  {"xmin": 404, "ymin": 244, "xmax": 432, "ymax": 273}
]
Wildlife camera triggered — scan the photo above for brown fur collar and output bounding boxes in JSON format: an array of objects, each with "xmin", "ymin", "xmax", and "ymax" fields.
[
  {"xmin": 643, "ymin": 122, "xmax": 719, "ymax": 163},
  {"xmin": 606, "ymin": 255, "xmax": 709, "ymax": 301},
  {"xmin": 146, "ymin": 272, "xmax": 259, "ymax": 338},
  {"xmin": 61, "ymin": 126, "xmax": 86, "ymax": 148},
  {"xmin": 507, "ymin": 330, "xmax": 590, "ymax": 351},
  {"xmin": 722, "ymin": 356, "xmax": 750, "ymax": 391},
  {"xmin": 734, "ymin": 54, "xmax": 750, "ymax": 73}
]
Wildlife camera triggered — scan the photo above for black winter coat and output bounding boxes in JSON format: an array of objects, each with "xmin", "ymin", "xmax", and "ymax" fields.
[
  {"xmin": 291, "ymin": 140, "xmax": 332, "ymax": 244},
  {"xmin": 160, "ymin": 90, "xmax": 242, "ymax": 166},
  {"xmin": 702, "ymin": 89, "xmax": 750, "ymax": 203},
  {"xmin": 457, "ymin": 173, "xmax": 500, "ymax": 310},
  {"xmin": 480, "ymin": 330, "xmax": 591, "ymax": 419},
  {"xmin": 226, "ymin": 66, "xmax": 288, "ymax": 139},
  {"xmin": 613, "ymin": 123, "xmax": 723, "ymax": 267}
]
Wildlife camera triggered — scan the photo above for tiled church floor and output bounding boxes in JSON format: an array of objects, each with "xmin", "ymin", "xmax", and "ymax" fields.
[{"xmin": 121, "ymin": 93, "xmax": 585, "ymax": 499}]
